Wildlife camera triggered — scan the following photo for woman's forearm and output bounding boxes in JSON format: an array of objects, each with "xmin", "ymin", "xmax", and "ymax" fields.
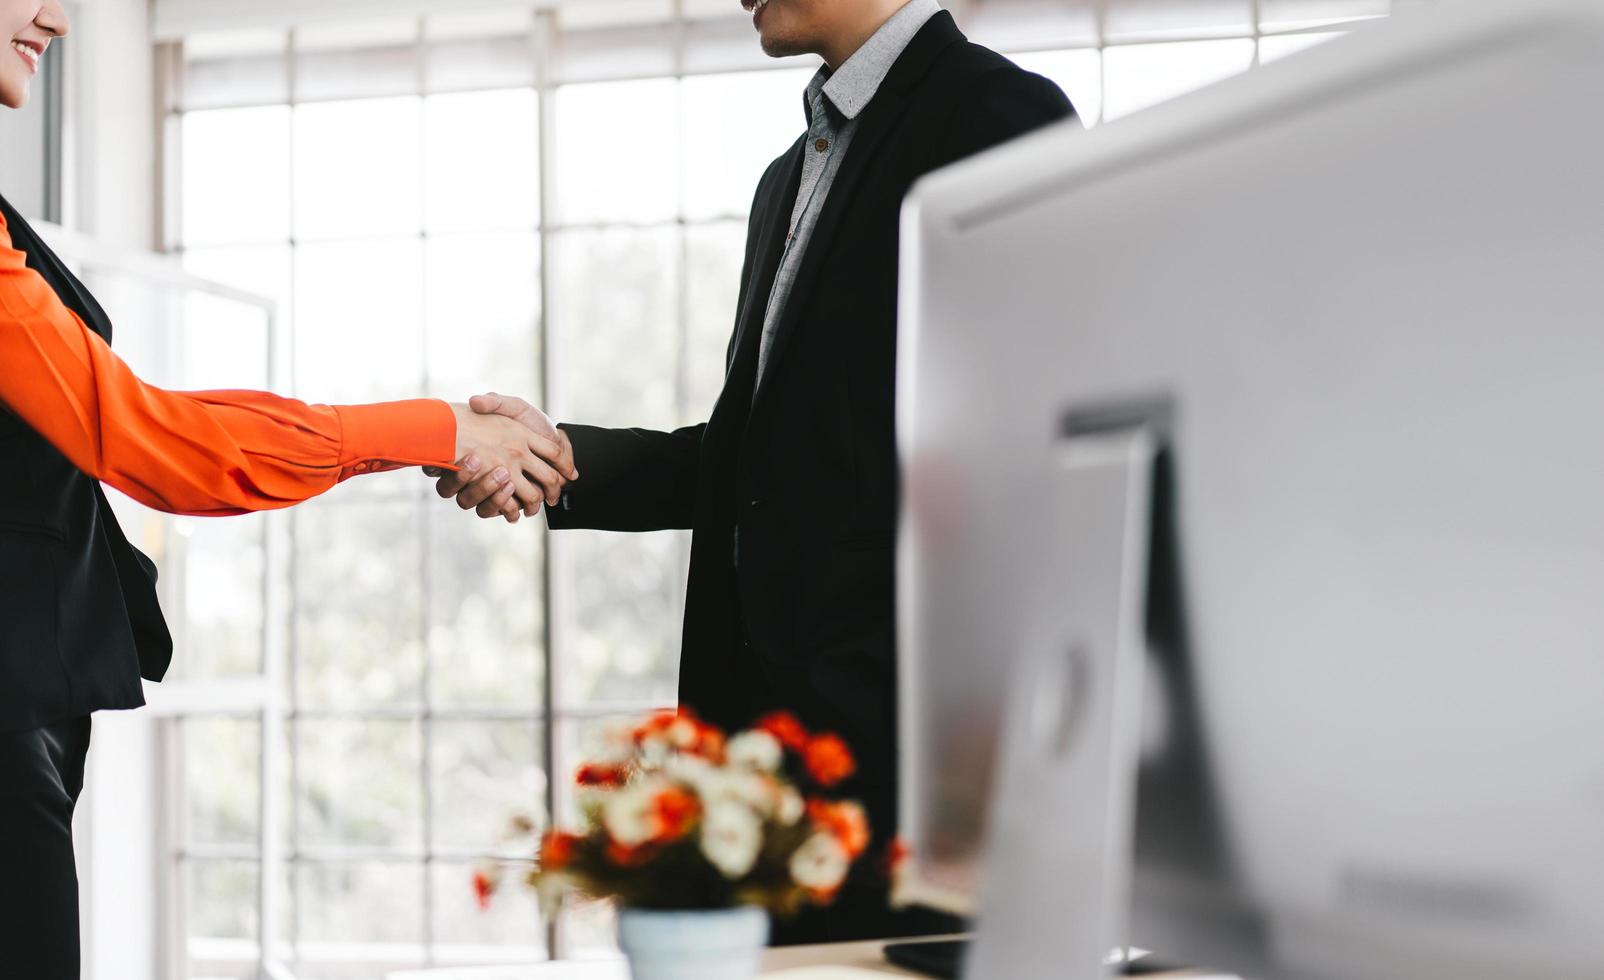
[{"xmin": 0, "ymin": 211, "xmax": 457, "ymax": 516}]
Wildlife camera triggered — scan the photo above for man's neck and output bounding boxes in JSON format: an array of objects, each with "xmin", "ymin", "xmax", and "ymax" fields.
[{"xmin": 819, "ymin": 0, "xmax": 913, "ymax": 71}]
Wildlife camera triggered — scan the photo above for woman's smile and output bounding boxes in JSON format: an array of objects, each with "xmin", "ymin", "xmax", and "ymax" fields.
[{"xmin": 10, "ymin": 37, "xmax": 42, "ymax": 74}]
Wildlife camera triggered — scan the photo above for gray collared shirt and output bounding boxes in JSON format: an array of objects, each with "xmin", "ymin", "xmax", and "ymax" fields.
[{"xmin": 752, "ymin": 0, "xmax": 941, "ymax": 390}]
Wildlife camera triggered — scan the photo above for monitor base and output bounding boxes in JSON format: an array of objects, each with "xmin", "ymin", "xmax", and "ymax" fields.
[{"xmin": 884, "ymin": 939, "xmax": 1186, "ymax": 978}]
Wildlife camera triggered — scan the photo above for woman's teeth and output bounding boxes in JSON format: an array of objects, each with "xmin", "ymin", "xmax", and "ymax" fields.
[{"xmin": 11, "ymin": 41, "xmax": 39, "ymax": 71}]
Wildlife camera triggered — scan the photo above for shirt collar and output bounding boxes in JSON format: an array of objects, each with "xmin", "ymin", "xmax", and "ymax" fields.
[{"xmin": 801, "ymin": 0, "xmax": 941, "ymax": 124}]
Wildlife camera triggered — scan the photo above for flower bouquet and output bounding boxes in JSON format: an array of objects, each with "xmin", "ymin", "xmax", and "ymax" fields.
[{"xmin": 476, "ymin": 709, "xmax": 873, "ymax": 980}]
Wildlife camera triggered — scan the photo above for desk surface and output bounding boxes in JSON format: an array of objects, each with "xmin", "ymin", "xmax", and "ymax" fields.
[
  {"xmin": 762, "ymin": 939, "xmax": 934, "ymax": 976},
  {"xmin": 388, "ymin": 940, "xmax": 1229, "ymax": 979}
]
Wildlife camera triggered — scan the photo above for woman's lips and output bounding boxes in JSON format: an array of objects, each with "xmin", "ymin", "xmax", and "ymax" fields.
[{"xmin": 10, "ymin": 39, "xmax": 42, "ymax": 75}]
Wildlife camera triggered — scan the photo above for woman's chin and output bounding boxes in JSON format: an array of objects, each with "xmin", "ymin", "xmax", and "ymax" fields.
[{"xmin": 0, "ymin": 85, "xmax": 28, "ymax": 110}]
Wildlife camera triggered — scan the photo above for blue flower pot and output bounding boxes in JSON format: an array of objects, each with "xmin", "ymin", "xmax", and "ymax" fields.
[{"xmin": 616, "ymin": 905, "xmax": 770, "ymax": 980}]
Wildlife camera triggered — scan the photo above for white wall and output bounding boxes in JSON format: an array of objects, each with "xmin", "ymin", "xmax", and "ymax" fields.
[
  {"xmin": 67, "ymin": 0, "xmax": 158, "ymax": 249},
  {"xmin": 1, "ymin": 0, "xmax": 157, "ymax": 242},
  {"xmin": 0, "ymin": 81, "xmax": 49, "ymax": 217},
  {"xmin": 79, "ymin": 713, "xmax": 163, "ymax": 980}
]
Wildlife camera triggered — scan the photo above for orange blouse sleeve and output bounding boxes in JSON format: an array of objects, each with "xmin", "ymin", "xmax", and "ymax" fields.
[{"xmin": 0, "ymin": 210, "xmax": 458, "ymax": 517}]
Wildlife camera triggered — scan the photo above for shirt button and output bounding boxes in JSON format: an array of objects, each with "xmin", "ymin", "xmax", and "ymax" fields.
[{"xmin": 815, "ymin": 137, "xmax": 830, "ymax": 152}]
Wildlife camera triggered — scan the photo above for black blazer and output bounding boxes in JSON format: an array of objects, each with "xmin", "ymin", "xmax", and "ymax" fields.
[
  {"xmin": 549, "ymin": 13, "xmax": 1075, "ymax": 835},
  {"xmin": 0, "ymin": 195, "xmax": 173, "ymax": 732}
]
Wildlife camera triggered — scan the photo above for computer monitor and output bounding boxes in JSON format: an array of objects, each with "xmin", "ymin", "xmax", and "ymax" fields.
[{"xmin": 895, "ymin": 2, "xmax": 1604, "ymax": 978}]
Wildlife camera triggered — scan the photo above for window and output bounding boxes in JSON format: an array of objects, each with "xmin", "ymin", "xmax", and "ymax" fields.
[
  {"xmin": 54, "ymin": 242, "xmax": 279, "ymax": 980},
  {"xmin": 161, "ymin": 1, "xmax": 1386, "ymax": 976}
]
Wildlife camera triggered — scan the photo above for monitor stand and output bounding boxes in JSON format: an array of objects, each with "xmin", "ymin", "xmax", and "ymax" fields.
[
  {"xmin": 904, "ymin": 416, "xmax": 1160, "ymax": 980},
  {"xmin": 884, "ymin": 939, "xmax": 1186, "ymax": 978},
  {"xmin": 881, "ymin": 938, "xmax": 967, "ymax": 978}
]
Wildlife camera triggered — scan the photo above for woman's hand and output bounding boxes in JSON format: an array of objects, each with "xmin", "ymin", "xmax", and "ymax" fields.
[{"xmin": 448, "ymin": 402, "xmax": 574, "ymax": 523}]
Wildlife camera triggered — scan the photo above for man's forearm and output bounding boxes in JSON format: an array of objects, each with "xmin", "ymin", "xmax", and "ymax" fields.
[{"xmin": 546, "ymin": 422, "xmax": 706, "ymax": 532}]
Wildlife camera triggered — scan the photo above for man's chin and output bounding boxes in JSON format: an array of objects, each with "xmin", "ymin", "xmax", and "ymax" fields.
[{"xmin": 758, "ymin": 29, "xmax": 811, "ymax": 59}]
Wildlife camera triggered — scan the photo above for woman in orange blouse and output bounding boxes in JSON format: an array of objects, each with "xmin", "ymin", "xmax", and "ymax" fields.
[{"xmin": 0, "ymin": 2, "xmax": 575, "ymax": 971}]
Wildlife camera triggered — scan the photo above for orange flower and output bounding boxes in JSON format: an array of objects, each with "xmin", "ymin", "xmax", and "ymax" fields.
[
  {"xmin": 807, "ymin": 798, "xmax": 871, "ymax": 859},
  {"xmin": 755, "ymin": 711, "xmax": 809, "ymax": 752},
  {"xmin": 632, "ymin": 709, "xmax": 681, "ymax": 744},
  {"xmin": 540, "ymin": 831, "xmax": 582, "ymax": 871},
  {"xmin": 576, "ymin": 763, "xmax": 628, "ymax": 788},
  {"xmin": 803, "ymin": 733, "xmax": 856, "ymax": 787},
  {"xmin": 472, "ymin": 867, "xmax": 498, "ymax": 910},
  {"xmin": 652, "ymin": 785, "xmax": 701, "ymax": 843},
  {"xmin": 693, "ymin": 724, "xmax": 728, "ymax": 763},
  {"xmin": 885, "ymin": 836, "xmax": 911, "ymax": 876},
  {"xmin": 607, "ymin": 841, "xmax": 656, "ymax": 868},
  {"xmin": 633, "ymin": 708, "xmax": 728, "ymax": 762}
]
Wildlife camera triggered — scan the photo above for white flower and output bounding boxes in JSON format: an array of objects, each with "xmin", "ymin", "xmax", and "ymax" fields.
[
  {"xmin": 775, "ymin": 786, "xmax": 805, "ymax": 826},
  {"xmin": 602, "ymin": 781, "xmax": 661, "ymax": 847},
  {"xmin": 701, "ymin": 801, "xmax": 764, "ymax": 879},
  {"xmin": 639, "ymin": 735, "xmax": 672, "ymax": 768},
  {"xmin": 666, "ymin": 757, "xmax": 755, "ymax": 818},
  {"xmin": 667, "ymin": 716, "xmax": 700, "ymax": 750},
  {"xmin": 724, "ymin": 770, "xmax": 779, "ymax": 813},
  {"xmin": 727, "ymin": 730, "xmax": 784, "ymax": 772},
  {"xmin": 663, "ymin": 752, "xmax": 715, "ymax": 787},
  {"xmin": 790, "ymin": 833, "xmax": 850, "ymax": 893},
  {"xmin": 681, "ymin": 766, "xmax": 775, "ymax": 815}
]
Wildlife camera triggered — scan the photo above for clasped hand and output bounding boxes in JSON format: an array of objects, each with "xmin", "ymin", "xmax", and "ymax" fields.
[{"xmin": 441, "ymin": 393, "xmax": 577, "ymax": 524}]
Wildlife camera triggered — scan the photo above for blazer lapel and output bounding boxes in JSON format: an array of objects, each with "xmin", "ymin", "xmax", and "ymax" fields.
[
  {"xmin": 0, "ymin": 195, "xmax": 113, "ymax": 342},
  {"xmin": 747, "ymin": 11, "xmax": 966, "ymax": 418},
  {"xmin": 708, "ymin": 136, "xmax": 805, "ymax": 433}
]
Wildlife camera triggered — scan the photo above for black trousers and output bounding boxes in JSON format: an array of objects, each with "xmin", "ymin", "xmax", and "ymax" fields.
[{"xmin": 0, "ymin": 716, "xmax": 92, "ymax": 979}]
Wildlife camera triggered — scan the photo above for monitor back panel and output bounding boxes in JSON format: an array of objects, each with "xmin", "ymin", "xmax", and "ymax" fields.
[{"xmin": 897, "ymin": 3, "xmax": 1604, "ymax": 977}]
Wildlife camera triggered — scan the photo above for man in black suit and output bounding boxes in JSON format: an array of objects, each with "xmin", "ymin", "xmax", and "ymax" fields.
[{"xmin": 441, "ymin": 0, "xmax": 1075, "ymax": 940}]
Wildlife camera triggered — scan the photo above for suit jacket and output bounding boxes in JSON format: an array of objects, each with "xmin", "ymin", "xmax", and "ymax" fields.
[
  {"xmin": 549, "ymin": 12, "xmax": 1075, "ymax": 839},
  {"xmin": 0, "ymin": 195, "xmax": 173, "ymax": 732}
]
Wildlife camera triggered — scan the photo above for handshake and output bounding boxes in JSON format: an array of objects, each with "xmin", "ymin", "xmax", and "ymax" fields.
[{"xmin": 436, "ymin": 392, "xmax": 578, "ymax": 524}]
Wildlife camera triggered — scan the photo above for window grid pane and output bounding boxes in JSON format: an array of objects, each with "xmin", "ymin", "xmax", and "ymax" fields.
[
  {"xmin": 424, "ymin": 90, "xmax": 541, "ymax": 233},
  {"xmin": 551, "ymin": 79, "xmax": 679, "ymax": 225},
  {"xmin": 182, "ymin": 717, "xmax": 263, "ymax": 847},
  {"xmin": 184, "ymin": 858, "xmax": 262, "ymax": 978},
  {"xmin": 292, "ymin": 502, "xmax": 425, "ymax": 708}
]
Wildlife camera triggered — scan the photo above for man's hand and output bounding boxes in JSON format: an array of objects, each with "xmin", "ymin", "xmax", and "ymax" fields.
[
  {"xmin": 440, "ymin": 398, "xmax": 578, "ymax": 523},
  {"xmin": 430, "ymin": 393, "xmax": 578, "ymax": 523}
]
